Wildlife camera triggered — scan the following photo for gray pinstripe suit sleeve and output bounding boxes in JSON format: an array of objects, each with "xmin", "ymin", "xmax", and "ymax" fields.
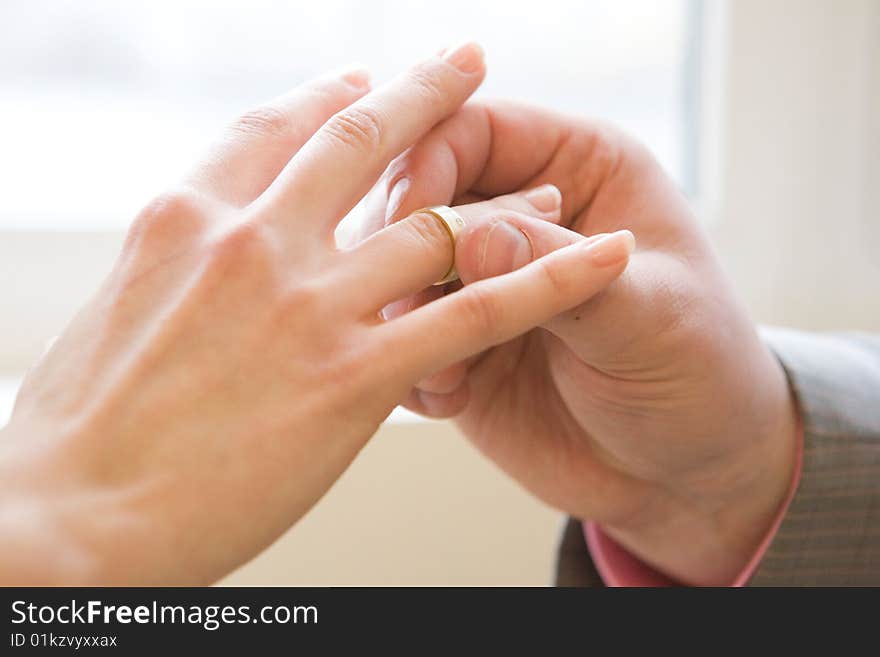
[
  {"xmin": 750, "ymin": 328, "xmax": 880, "ymax": 585},
  {"xmin": 555, "ymin": 328, "xmax": 880, "ymax": 586}
]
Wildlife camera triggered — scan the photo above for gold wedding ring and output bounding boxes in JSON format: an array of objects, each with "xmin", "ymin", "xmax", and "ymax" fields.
[{"xmin": 415, "ymin": 205, "xmax": 467, "ymax": 286}]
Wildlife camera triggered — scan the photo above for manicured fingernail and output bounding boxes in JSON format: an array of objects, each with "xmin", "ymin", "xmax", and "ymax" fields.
[
  {"xmin": 522, "ymin": 184, "xmax": 562, "ymax": 213},
  {"xmin": 441, "ymin": 41, "xmax": 485, "ymax": 74},
  {"xmin": 385, "ymin": 177, "xmax": 410, "ymax": 225},
  {"xmin": 341, "ymin": 67, "xmax": 371, "ymax": 90},
  {"xmin": 481, "ymin": 221, "xmax": 533, "ymax": 278},
  {"xmin": 587, "ymin": 230, "xmax": 636, "ymax": 266}
]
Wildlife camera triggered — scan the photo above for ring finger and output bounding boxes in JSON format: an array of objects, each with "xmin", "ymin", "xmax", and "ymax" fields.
[{"xmin": 338, "ymin": 187, "xmax": 565, "ymax": 318}]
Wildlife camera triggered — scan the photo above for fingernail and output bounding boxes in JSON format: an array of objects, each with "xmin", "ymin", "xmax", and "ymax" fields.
[
  {"xmin": 341, "ymin": 67, "xmax": 371, "ymax": 90},
  {"xmin": 587, "ymin": 230, "xmax": 636, "ymax": 266},
  {"xmin": 522, "ymin": 184, "xmax": 562, "ymax": 214},
  {"xmin": 480, "ymin": 221, "xmax": 533, "ymax": 278},
  {"xmin": 441, "ymin": 41, "xmax": 485, "ymax": 74},
  {"xmin": 385, "ymin": 177, "xmax": 410, "ymax": 225}
]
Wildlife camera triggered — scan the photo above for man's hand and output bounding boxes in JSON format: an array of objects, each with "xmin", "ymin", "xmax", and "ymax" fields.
[{"xmin": 367, "ymin": 100, "xmax": 799, "ymax": 585}]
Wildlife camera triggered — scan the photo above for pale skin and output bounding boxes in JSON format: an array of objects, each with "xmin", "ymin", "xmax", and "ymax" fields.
[
  {"xmin": 368, "ymin": 99, "xmax": 799, "ymax": 586},
  {"xmin": 0, "ymin": 45, "xmax": 636, "ymax": 585}
]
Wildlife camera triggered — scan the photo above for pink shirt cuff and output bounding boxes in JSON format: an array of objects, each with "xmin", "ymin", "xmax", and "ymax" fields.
[{"xmin": 583, "ymin": 417, "xmax": 804, "ymax": 587}]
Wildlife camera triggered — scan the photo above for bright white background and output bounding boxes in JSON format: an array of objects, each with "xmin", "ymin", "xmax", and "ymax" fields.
[
  {"xmin": 1, "ymin": 0, "xmax": 878, "ymax": 584},
  {"xmin": 0, "ymin": 0, "xmax": 689, "ymax": 230}
]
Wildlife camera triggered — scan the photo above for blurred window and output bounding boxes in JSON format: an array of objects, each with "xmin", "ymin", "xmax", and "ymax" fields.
[{"xmin": 0, "ymin": 0, "xmax": 695, "ymax": 229}]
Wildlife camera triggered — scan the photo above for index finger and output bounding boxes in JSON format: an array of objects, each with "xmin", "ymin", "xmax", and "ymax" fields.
[{"xmin": 259, "ymin": 42, "xmax": 486, "ymax": 236}]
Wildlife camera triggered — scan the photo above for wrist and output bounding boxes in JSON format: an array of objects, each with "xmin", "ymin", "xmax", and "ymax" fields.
[
  {"xmin": 599, "ymin": 356, "xmax": 800, "ymax": 585},
  {"xmin": 712, "ymin": 367, "xmax": 800, "ymax": 579}
]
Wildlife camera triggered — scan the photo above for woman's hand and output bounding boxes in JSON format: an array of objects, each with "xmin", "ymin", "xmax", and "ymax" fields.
[
  {"xmin": 0, "ymin": 51, "xmax": 634, "ymax": 585},
  {"xmin": 367, "ymin": 100, "xmax": 799, "ymax": 585}
]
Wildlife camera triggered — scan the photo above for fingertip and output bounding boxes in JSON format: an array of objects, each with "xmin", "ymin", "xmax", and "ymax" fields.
[
  {"xmin": 439, "ymin": 41, "xmax": 486, "ymax": 77},
  {"xmin": 521, "ymin": 183, "xmax": 562, "ymax": 215},
  {"xmin": 586, "ymin": 229, "xmax": 635, "ymax": 267}
]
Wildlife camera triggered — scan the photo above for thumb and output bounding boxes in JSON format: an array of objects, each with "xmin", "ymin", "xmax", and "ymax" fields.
[
  {"xmin": 455, "ymin": 206, "xmax": 643, "ymax": 367},
  {"xmin": 456, "ymin": 209, "xmax": 608, "ymax": 284}
]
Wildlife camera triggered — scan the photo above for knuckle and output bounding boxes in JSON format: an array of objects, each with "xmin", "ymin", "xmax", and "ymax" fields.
[
  {"xmin": 126, "ymin": 188, "xmax": 206, "ymax": 251},
  {"xmin": 535, "ymin": 257, "xmax": 571, "ymax": 297},
  {"xmin": 194, "ymin": 221, "xmax": 279, "ymax": 297},
  {"xmin": 460, "ymin": 284, "xmax": 503, "ymax": 340},
  {"xmin": 208, "ymin": 221, "xmax": 276, "ymax": 274},
  {"xmin": 323, "ymin": 104, "xmax": 384, "ymax": 153},
  {"xmin": 124, "ymin": 213, "xmax": 278, "ymax": 303},
  {"xmin": 232, "ymin": 105, "xmax": 295, "ymax": 140}
]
